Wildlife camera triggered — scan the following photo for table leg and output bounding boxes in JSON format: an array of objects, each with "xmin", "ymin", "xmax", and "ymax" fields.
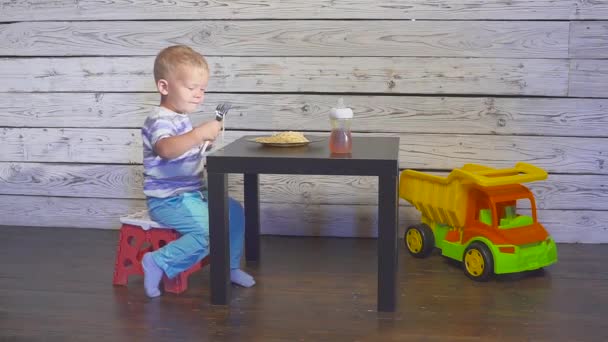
[
  {"xmin": 378, "ymin": 173, "xmax": 398, "ymax": 312},
  {"xmin": 244, "ymin": 173, "xmax": 260, "ymax": 262},
  {"xmin": 208, "ymin": 172, "xmax": 230, "ymax": 305}
]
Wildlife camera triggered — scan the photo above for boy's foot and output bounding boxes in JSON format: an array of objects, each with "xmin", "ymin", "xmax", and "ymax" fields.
[
  {"xmin": 142, "ymin": 253, "xmax": 163, "ymax": 298},
  {"xmin": 230, "ymin": 269, "xmax": 256, "ymax": 288}
]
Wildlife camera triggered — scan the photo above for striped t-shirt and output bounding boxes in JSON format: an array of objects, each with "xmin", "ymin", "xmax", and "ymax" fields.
[{"xmin": 141, "ymin": 106, "xmax": 205, "ymax": 198}]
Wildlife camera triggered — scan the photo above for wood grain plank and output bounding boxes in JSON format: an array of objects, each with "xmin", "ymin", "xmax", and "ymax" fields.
[
  {"xmin": 529, "ymin": 174, "xmax": 608, "ymax": 210},
  {"xmin": 0, "ymin": 1, "xmax": 584, "ymax": 21},
  {"xmin": 0, "ymin": 195, "xmax": 605, "ymax": 243},
  {"xmin": 573, "ymin": 0, "xmax": 608, "ymax": 20},
  {"xmin": 570, "ymin": 22, "xmax": 608, "ymax": 58},
  {"xmin": 569, "ymin": 60, "xmax": 608, "ymax": 98},
  {"xmin": 3, "ymin": 93, "xmax": 607, "ymax": 137},
  {"xmin": 0, "ymin": 93, "xmax": 158, "ymax": 128},
  {"xmin": 397, "ymin": 133, "xmax": 607, "ymax": 174},
  {"xmin": 0, "ymin": 57, "xmax": 569, "ymax": 96},
  {"xmin": 0, "ymin": 162, "xmax": 143, "ymax": 199},
  {"xmin": 2, "ymin": 129, "xmax": 607, "ymax": 174},
  {"xmin": 232, "ymin": 173, "xmax": 608, "ymax": 211},
  {"xmin": 0, "ymin": 127, "xmax": 143, "ymax": 164},
  {"xmin": 0, "ymin": 195, "xmax": 146, "ymax": 229},
  {"xmin": 536, "ymin": 210, "xmax": 608, "ymax": 243},
  {"xmin": 2, "ymin": 162, "xmax": 606, "ymax": 211},
  {"xmin": 0, "ymin": 21, "xmax": 569, "ymax": 58}
]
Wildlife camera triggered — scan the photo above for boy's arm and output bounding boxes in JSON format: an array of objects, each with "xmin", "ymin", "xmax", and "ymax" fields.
[{"xmin": 155, "ymin": 120, "xmax": 222, "ymax": 159}]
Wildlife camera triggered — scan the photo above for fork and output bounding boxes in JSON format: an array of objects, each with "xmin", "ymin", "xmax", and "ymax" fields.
[
  {"xmin": 215, "ymin": 102, "xmax": 232, "ymax": 122},
  {"xmin": 201, "ymin": 102, "xmax": 232, "ymax": 156}
]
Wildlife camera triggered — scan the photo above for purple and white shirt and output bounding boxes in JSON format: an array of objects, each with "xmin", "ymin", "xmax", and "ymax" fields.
[{"xmin": 141, "ymin": 106, "xmax": 205, "ymax": 198}]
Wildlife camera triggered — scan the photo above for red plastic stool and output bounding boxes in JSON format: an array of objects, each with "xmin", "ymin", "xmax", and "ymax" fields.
[{"xmin": 112, "ymin": 211, "xmax": 209, "ymax": 294}]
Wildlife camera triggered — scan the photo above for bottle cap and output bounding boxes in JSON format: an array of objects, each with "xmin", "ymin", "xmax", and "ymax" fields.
[{"xmin": 330, "ymin": 98, "xmax": 353, "ymax": 119}]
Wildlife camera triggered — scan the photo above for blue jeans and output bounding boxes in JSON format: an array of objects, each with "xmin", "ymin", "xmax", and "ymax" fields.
[{"xmin": 146, "ymin": 191, "xmax": 245, "ymax": 279}]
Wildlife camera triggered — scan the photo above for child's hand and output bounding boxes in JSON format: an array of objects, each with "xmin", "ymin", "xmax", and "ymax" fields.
[
  {"xmin": 154, "ymin": 120, "xmax": 222, "ymax": 160},
  {"xmin": 194, "ymin": 120, "xmax": 222, "ymax": 142}
]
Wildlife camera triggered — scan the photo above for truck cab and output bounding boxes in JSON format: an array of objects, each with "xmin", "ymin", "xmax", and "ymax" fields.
[
  {"xmin": 464, "ymin": 184, "xmax": 548, "ymax": 246},
  {"xmin": 448, "ymin": 184, "xmax": 557, "ymax": 278}
]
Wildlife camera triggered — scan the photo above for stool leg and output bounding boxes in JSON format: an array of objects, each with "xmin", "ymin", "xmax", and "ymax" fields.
[
  {"xmin": 163, "ymin": 274, "xmax": 188, "ymax": 294},
  {"xmin": 113, "ymin": 225, "xmax": 146, "ymax": 286},
  {"xmin": 113, "ymin": 225, "xmax": 130, "ymax": 286},
  {"xmin": 161, "ymin": 230, "xmax": 188, "ymax": 294},
  {"xmin": 146, "ymin": 229, "xmax": 188, "ymax": 294},
  {"xmin": 163, "ymin": 255, "xmax": 210, "ymax": 294}
]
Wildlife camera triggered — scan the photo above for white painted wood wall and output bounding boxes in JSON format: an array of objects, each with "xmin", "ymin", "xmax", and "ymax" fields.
[{"xmin": 1, "ymin": 0, "xmax": 607, "ymax": 243}]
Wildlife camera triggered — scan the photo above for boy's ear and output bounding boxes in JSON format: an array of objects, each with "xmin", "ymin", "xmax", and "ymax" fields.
[{"xmin": 157, "ymin": 79, "xmax": 169, "ymax": 96}]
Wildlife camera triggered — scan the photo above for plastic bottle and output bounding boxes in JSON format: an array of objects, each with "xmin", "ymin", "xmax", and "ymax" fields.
[{"xmin": 329, "ymin": 98, "xmax": 353, "ymax": 154}]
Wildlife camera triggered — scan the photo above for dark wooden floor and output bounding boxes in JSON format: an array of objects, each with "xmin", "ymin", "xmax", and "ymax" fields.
[{"xmin": 0, "ymin": 227, "xmax": 607, "ymax": 342}]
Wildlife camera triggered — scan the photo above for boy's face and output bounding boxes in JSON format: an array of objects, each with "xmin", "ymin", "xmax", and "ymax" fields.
[{"xmin": 157, "ymin": 66, "xmax": 209, "ymax": 114}]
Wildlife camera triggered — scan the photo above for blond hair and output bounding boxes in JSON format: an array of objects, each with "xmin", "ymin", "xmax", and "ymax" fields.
[{"xmin": 153, "ymin": 45, "xmax": 209, "ymax": 82}]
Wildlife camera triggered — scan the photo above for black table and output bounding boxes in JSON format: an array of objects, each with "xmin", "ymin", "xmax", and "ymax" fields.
[{"xmin": 206, "ymin": 135, "xmax": 400, "ymax": 312}]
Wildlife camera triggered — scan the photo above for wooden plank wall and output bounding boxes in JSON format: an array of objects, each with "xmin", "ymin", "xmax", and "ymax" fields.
[{"xmin": 1, "ymin": 0, "xmax": 607, "ymax": 243}]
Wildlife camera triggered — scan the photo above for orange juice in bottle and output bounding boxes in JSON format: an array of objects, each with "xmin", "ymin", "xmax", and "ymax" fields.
[{"xmin": 329, "ymin": 98, "xmax": 353, "ymax": 154}]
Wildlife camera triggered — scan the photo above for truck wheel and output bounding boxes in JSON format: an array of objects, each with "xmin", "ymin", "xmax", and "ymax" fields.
[
  {"xmin": 463, "ymin": 242, "xmax": 494, "ymax": 281},
  {"xmin": 404, "ymin": 224, "xmax": 434, "ymax": 258}
]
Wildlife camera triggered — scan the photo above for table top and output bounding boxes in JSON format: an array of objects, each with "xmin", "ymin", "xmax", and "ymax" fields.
[{"xmin": 206, "ymin": 135, "xmax": 400, "ymax": 176}]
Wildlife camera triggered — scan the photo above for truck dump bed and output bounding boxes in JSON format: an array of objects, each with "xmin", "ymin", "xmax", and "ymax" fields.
[{"xmin": 399, "ymin": 163, "xmax": 547, "ymax": 229}]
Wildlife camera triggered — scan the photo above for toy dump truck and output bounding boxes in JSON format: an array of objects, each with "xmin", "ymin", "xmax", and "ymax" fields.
[{"xmin": 399, "ymin": 162, "xmax": 557, "ymax": 281}]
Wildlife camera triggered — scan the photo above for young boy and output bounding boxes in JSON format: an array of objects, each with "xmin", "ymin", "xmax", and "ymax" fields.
[{"xmin": 140, "ymin": 45, "xmax": 255, "ymax": 298}]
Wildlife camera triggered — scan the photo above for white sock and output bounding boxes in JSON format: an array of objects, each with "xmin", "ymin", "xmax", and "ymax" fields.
[
  {"xmin": 142, "ymin": 253, "xmax": 163, "ymax": 298},
  {"xmin": 230, "ymin": 269, "xmax": 256, "ymax": 288}
]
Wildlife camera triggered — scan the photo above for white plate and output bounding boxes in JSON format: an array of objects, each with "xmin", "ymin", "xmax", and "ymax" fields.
[{"xmin": 248, "ymin": 136, "xmax": 325, "ymax": 147}]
